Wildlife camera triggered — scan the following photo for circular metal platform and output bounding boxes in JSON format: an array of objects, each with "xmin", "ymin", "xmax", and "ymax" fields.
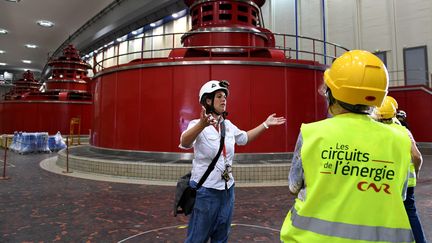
[{"xmin": 56, "ymin": 145, "xmax": 292, "ymax": 185}]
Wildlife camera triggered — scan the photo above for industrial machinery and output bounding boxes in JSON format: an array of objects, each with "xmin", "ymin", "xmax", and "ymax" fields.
[
  {"xmin": 90, "ymin": 0, "xmax": 348, "ymax": 153},
  {"xmin": 0, "ymin": 45, "xmax": 92, "ymax": 135}
]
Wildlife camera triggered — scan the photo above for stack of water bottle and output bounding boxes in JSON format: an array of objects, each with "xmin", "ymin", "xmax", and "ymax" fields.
[
  {"xmin": 10, "ymin": 131, "xmax": 66, "ymax": 153},
  {"xmin": 48, "ymin": 132, "xmax": 67, "ymax": 151}
]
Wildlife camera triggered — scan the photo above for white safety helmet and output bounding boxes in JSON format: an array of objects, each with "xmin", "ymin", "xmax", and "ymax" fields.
[
  {"xmin": 396, "ymin": 110, "xmax": 407, "ymax": 120},
  {"xmin": 198, "ymin": 80, "xmax": 229, "ymax": 104}
]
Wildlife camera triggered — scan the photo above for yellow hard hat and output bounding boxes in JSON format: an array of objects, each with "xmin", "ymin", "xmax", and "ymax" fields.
[
  {"xmin": 324, "ymin": 50, "xmax": 389, "ymax": 107},
  {"xmin": 386, "ymin": 96, "xmax": 398, "ymax": 110},
  {"xmin": 375, "ymin": 96, "xmax": 398, "ymax": 119}
]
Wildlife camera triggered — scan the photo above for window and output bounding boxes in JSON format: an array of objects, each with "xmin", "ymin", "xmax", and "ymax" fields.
[
  {"xmin": 374, "ymin": 51, "xmax": 387, "ymax": 67},
  {"xmin": 203, "ymin": 15, "xmax": 213, "ymax": 22},
  {"xmin": 202, "ymin": 5, "xmax": 213, "ymax": 12},
  {"xmin": 219, "ymin": 4, "xmax": 232, "ymax": 10},
  {"xmin": 403, "ymin": 46, "xmax": 429, "ymax": 86},
  {"xmin": 219, "ymin": 14, "xmax": 232, "ymax": 20},
  {"xmin": 238, "ymin": 5, "xmax": 248, "ymax": 13},
  {"xmin": 237, "ymin": 15, "xmax": 248, "ymax": 22}
]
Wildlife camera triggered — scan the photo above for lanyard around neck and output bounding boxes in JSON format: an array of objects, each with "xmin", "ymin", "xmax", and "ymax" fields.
[{"xmin": 213, "ymin": 123, "xmax": 227, "ymax": 161}]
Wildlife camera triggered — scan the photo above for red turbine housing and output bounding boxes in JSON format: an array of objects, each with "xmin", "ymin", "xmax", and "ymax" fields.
[
  {"xmin": 90, "ymin": 0, "xmax": 348, "ymax": 153},
  {"xmin": 0, "ymin": 45, "xmax": 93, "ymax": 135}
]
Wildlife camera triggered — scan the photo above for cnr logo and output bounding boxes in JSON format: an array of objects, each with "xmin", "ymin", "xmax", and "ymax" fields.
[{"xmin": 357, "ymin": 181, "xmax": 391, "ymax": 194}]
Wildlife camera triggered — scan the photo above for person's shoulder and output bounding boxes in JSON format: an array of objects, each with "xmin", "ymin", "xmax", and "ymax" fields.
[
  {"xmin": 301, "ymin": 117, "xmax": 332, "ymax": 128},
  {"xmin": 223, "ymin": 119, "xmax": 234, "ymax": 126},
  {"xmin": 389, "ymin": 122, "xmax": 410, "ymax": 136}
]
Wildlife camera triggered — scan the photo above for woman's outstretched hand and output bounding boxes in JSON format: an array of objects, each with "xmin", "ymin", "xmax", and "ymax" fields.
[{"xmin": 265, "ymin": 113, "xmax": 286, "ymax": 127}]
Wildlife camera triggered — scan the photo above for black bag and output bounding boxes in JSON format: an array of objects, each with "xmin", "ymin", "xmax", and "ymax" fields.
[
  {"xmin": 174, "ymin": 172, "xmax": 196, "ymax": 216},
  {"xmin": 174, "ymin": 121, "xmax": 225, "ymax": 216}
]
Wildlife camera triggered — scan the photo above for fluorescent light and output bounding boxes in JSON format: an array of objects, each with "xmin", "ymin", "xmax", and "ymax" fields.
[
  {"xmin": 22, "ymin": 60, "xmax": 32, "ymax": 64},
  {"xmin": 116, "ymin": 37, "xmax": 122, "ymax": 42},
  {"xmin": 0, "ymin": 50, "xmax": 5, "ymax": 54},
  {"xmin": 131, "ymin": 30, "xmax": 138, "ymax": 35},
  {"xmin": 25, "ymin": 44, "xmax": 38, "ymax": 49},
  {"xmin": 150, "ymin": 23, "xmax": 156, "ymax": 27},
  {"xmin": 4, "ymin": 0, "xmax": 21, "ymax": 2},
  {"xmin": 0, "ymin": 28, "xmax": 8, "ymax": 34},
  {"xmin": 36, "ymin": 20, "xmax": 55, "ymax": 28},
  {"xmin": 172, "ymin": 13, "xmax": 179, "ymax": 18},
  {"xmin": 0, "ymin": 63, "xmax": 6, "ymax": 66}
]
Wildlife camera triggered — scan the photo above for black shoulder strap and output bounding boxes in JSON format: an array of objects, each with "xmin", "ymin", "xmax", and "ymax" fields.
[{"xmin": 196, "ymin": 121, "xmax": 225, "ymax": 189}]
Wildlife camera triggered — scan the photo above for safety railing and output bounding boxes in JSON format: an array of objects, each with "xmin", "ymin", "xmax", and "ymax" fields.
[
  {"xmin": 90, "ymin": 31, "xmax": 349, "ymax": 73},
  {"xmin": 388, "ymin": 69, "xmax": 431, "ymax": 88}
]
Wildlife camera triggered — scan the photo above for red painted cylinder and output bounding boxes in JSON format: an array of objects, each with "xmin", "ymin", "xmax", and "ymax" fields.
[
  {"xmin": 90, "ymin": 0, "xmax": 341, "ymax": 153},
  {"xmin": 182, "ymin": 0, "xmax": 275, "ymax": 54},
  {"xmin": 91, "ymin": 59, "xmax": 327, "ymax": 152},
  {"xmin": 0, "ymin": 45, "xmax": 93, "ymax": 135},
  {"xmin": 0, "ymin": 101, "xmax": 92, "ymax": 135},
  {"xmin": 389, "ymin": 86, "xmax": 432, "ymax": 142}
]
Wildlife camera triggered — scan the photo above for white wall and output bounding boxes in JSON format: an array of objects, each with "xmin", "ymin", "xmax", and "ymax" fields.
[{"xmin": 262, "ymin": 0, "xmax": 432, "ymax": 85}]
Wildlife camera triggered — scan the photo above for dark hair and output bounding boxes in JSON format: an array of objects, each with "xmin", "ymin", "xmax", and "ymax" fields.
[
  {"xmin": 326, "ymin": 88, "xmax": 371, "ymax": 114},
  {"xmin": 201, "ymin": 92, "xmax": 215, "ymax": 112}
]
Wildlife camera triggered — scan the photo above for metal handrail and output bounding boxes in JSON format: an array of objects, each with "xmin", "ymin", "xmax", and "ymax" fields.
[
  {"xmin": 387, "ymin": 69, "xmax": 431, "ymax": 87},
  {"xmin": 89, "ymin": 31, "xmax": 349, "ymax": 73},
  {"xmin": 85, "ymin": 31, "xmax": 432, "ymax": 89}
]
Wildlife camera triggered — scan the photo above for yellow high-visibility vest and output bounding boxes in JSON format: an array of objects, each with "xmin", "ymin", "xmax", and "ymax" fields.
[
  {"xmin": 389, "ymin": 122, "xmax": 416, "ymax": 187},
  {"xmin": 281, "ymin": 113, "xmax": 413, "ymax": 243},
  {"xmin": 408, "ymin": 163, "xmax": 416, "ymax": 187}
]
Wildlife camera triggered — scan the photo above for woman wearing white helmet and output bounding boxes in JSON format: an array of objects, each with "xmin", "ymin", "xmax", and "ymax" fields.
[{"xmin": 180, "ymin": 80, "xmax": 286, "ymax": 243}]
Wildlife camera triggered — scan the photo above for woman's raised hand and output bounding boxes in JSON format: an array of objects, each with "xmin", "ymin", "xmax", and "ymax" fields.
[
  {"xmin": 200, "ymin": 106, "xmax": 217, "ymax": 126},
  {"xmin": 265, "ymin": 113, "xmax": 286, "ymax": 127}
]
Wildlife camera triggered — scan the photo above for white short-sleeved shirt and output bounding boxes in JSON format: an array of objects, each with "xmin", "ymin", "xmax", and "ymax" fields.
[{"xmin": 179, "ymin": 118, "xmax": 248, "ymax": 190}]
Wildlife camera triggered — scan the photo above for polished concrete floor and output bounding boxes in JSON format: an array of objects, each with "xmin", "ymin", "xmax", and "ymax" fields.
[{"xmin": 0, "ymin": 150, "xmax": 430, "ymax": 242}]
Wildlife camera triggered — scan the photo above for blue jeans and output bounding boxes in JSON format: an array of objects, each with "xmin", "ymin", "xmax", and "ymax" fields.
[
  {"xmin": 404, "ymin": 186, "xmax": 427, "ymax": 243},
  {"xmin": 185, "ymin": 182, "xmax": 235, "ymax": 243}
]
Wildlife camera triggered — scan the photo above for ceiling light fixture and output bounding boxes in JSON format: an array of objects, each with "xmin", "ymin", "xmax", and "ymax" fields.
[
  {"xmin": 0, "ymin": 63, "xmax": 6, "ymax": 66},
  {"xmin": 150, "ymin": 23, "xmax": 156, "ymax": 27},
  {"xmin": 36, "ymin": 20, "xmax": 55, "ymax": 28},
  {"xmin": 172, "ymin": 13, "xmax": 179, "ymax": 18},
  {"xmin": 131, "ymin": 30, "xmax": 138, "ymax": 35},
  {"xmin": 4, "ymin": 0, "xmax": 21, "ymax": 2},
  {"xmin": 0, "ymin": 28, "xmax": 8, "ymax": 34},
  {"xmin": 0, "ymin": 50, "xmax": 5, "ymax": 54},
  {"xmin": 22, "ymin": 60, "xmax": 32, "ymax": 64},
  {"xmin": 25, "ymin": 44, "xmax": 38, "ymax": 49}
]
